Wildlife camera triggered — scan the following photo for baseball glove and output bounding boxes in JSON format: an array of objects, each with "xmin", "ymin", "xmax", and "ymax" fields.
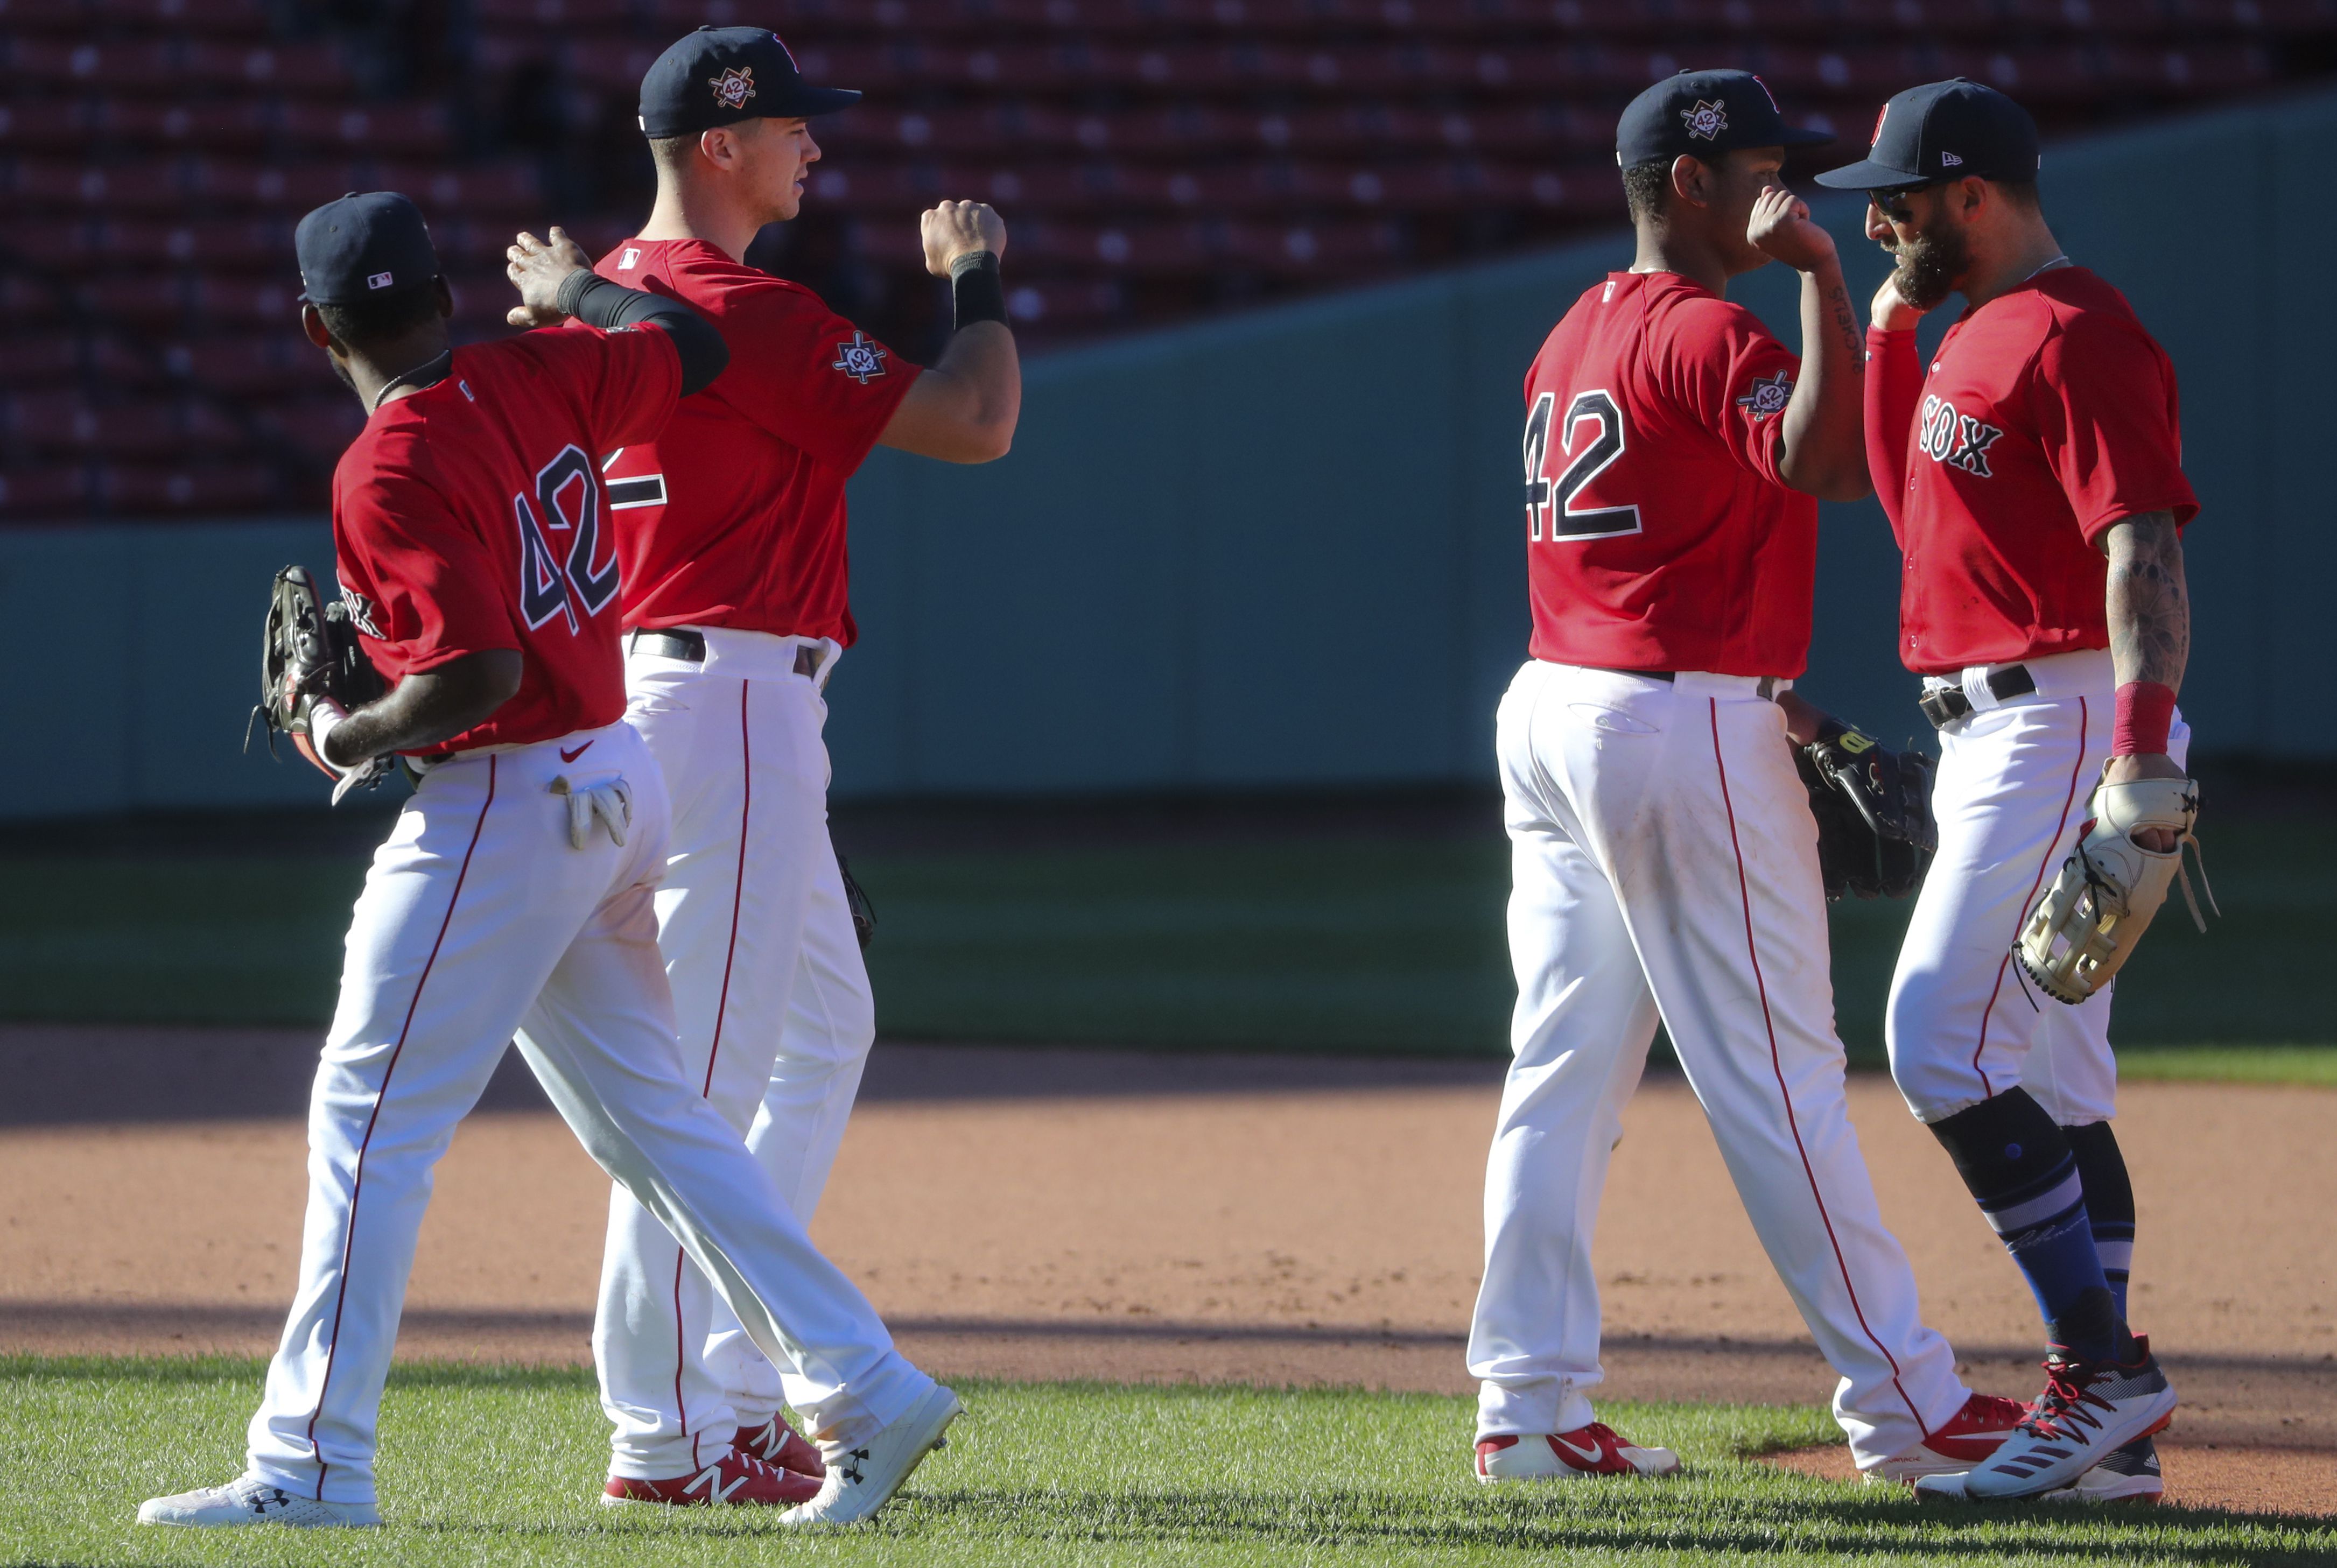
[
  {"xmin": 839, "ymin": 853, "xmax": 876, "ymax": 951},
  {"xmin": 247, "ymin": 564, "xmax": 391, "ymax": 804},
  {"xmin": 2016, "ymin": 773, "xmax": 2215, "ymax": 1004},
  {"xmin": 1796, "ymin": 720, "xmax": 1937, "ymax": 901}
]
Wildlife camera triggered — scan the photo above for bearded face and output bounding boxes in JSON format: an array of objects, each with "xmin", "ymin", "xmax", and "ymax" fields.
[{"xmin": 1887, "ymin": 197, "xmax": 1971, "ymax": 311}]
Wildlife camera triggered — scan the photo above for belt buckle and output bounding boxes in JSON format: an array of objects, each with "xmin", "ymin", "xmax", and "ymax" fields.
[{"xmin": 1919, "ymin": 686, "xmax": 1968, "ymax": 730}]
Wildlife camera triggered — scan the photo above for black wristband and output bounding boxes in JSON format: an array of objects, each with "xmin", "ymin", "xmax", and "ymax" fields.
[{"xmin": 950, "ymin": 251, "xmax": 1008, "ymax": 331}]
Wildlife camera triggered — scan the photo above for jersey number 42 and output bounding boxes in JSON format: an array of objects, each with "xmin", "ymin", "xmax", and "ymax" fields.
[
  {"xmin": 1523, "ymin": 389, "xmax": 1642, "ymax": 542},
  {"xmin": 516, "ymin": 444, "xmax": 621, "ymax": 634}
]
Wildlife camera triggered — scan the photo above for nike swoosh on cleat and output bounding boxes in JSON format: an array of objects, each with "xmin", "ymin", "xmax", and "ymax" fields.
[
  {"xmin": 560, "ymin": 741, "xmax": 594, "ymax": 762},
  {"xmin": 1552, "ymin": 1435, "xmax": 1606, "ymax": 1465}
]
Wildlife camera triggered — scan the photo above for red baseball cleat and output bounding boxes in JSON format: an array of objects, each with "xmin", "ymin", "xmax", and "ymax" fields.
[
  {"xmin": 733, "ymin": 1411, "xmax": 825, "ymax": 1479},
  {"xmin": 1872, "ymin": 1393, "xmax": 2029, "ymax": 1482},
  {"xmin": 1475, "ymin": 1423, "xmax": 1682, "ymax": 1481},
  {"xmin": 602, "ymin": 1447, "xmax": 820, "ymax": 1508}
]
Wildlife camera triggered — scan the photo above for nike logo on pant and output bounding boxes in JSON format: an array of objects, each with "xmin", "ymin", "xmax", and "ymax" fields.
[{"xmin": 560, "ymin": 741, "xmax": 594, "ymax": 763}]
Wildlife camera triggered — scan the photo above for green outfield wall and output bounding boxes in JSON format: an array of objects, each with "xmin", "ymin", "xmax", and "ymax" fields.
[{"xmin": 3, "ymin": 86, "xmax": 2328, "ymax": 819}]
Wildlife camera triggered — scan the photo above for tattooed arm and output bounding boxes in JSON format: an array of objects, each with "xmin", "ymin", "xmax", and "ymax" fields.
[
  {"xmin": 2104, "ymin": 510, "xmax": 2188, "ymax": 695},
  {"xmin": 1748, "ymin": 186, "xmax": 1871, "ymax": 501},
  {"xmin": 2101, "ymin": 509, "xmax": 2189, "ymax": 839}
]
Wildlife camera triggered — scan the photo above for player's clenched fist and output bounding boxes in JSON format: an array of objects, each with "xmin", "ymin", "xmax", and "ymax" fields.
[
  {"xmin": 506, "ymin": 227, "xmax": 594, "ymax": 328},
  {"xmin": 920, "ymin": 200, "xmax": 1006, "ymax": 277},
  {"xmin": 1747, "ymin": 186, "xmax": 1837, "ymax": 274}
]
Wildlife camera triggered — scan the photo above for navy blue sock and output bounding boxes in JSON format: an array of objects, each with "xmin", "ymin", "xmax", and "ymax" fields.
[
  {"xmin": 2065, "ymin": 1121, "xmax": 2136, "ymax": 1323},
  {"xmin": 1927, "ymin": 1089, "xmax": 2118, "ymax": 1359}
]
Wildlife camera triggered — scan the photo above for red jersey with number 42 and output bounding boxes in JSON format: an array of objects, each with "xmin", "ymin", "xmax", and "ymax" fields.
[
  {"xmin": 1522, "ymin": 271, "xmax": 1816, "ymax": 678},
  {"xmin": 1867, "ymin": 265, "xmax": 2198, "ymax": 675},
  {"xmin": 592, "ymin": 238, "xmax": 921, "ymax": 645},
  {"xmin": 331, "ymin": 325, "xmax": 680, "ymax": 753}
]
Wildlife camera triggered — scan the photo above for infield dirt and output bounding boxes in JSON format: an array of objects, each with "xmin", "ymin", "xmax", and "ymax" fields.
[{"xmin": 3, "ymin": 1028, "xmax": 2331, "ymax": 1515}]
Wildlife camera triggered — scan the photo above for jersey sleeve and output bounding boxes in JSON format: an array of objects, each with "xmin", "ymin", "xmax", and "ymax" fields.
[
  {"xmin": 334, "ymin": 469, "xmax": 520, "ymax": 674},
  {"xmin": 694, "ymin": 278, "xmax": 920, "ymax": 473},
  {"xmin": 2028, "ymin": 313, "xmax": 2200, "ymax": 539},
  {"xmin": 527, "ymin": 321, "xmax": 682, "ymax": 453},
  {"xmin": 1659, "ymin": 296, "xmax": 1801, "ymax": 489},
  {"xmin": 1865, "ymin": 326, "xmax": 1921, "ymax": 538}
]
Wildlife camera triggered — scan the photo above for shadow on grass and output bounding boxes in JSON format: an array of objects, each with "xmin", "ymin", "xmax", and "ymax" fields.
[{"xmin": 904, "ymin": 1484, "xmax": 2337, "ymax": 1562}]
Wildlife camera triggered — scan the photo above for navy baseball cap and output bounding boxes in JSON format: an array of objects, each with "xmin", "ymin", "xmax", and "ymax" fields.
[
  {"xmin": 1814, "ymin": 79, "xmax": 2041, "ymax": 193},
  {"xmin": 1616, "ymin": 69, "xmax": 1833, "ymax": 167},
  {"xmin": 639, "ymin": 26, "xmax": 860, "ymax": 138},
  {"xmin": 294, "ymin": 191, "xmax": 439, "ymax": 305}
]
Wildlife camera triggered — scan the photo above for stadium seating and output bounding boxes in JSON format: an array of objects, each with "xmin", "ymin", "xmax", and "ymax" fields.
[{"xmin": 2, "ymin": 0, "xmax": 2331, "ymax": 518}]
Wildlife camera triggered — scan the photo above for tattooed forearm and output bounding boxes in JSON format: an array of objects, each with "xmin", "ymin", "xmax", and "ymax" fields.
[
  {"xmin": 2103, "ymin": 510, "xmax": 2188, "ymax": 692},
  {"xmin": 1825, "ymin": 280, "xmax": 1861, "ymax": 357}
]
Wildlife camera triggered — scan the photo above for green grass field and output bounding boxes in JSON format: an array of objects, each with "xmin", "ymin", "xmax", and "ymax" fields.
[
  {"xmin": 2, "ymin": 816, "xmax": 2329, "ymax": 1076},
  {"xmin": 6, "ymin": 1358, "xmax": 2328, "ymax": 1567}
]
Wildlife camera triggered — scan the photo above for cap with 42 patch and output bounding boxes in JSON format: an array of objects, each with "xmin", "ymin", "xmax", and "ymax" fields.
[
  {"xmin": 1615, "ymin": 68, "xmax": 1833, "ymax": 168},
  {"xmin": 638, "ymin": 25, "xmax": 861, "ymax": 139}
]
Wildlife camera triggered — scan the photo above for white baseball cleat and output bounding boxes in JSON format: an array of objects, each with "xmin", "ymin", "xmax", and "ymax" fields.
[
  {"xmin": 1914, "ymin": 1447, "xmax": 2163, "ymax": 1507},
  {"xmin": 778, "ymin": 1384, "xmax": 963, "ymax": 1525},
  {"xmin": 1960, "ymin": 1339, "xmax": 2175, "ymax": 1500},
  {"xmin": 138, "ymin": 1474, "xmax": 381, "ymax": 1528},
  {"xmin": 1475, "ymin": 1423, "xmax": 1682, "ymax": 1481}
]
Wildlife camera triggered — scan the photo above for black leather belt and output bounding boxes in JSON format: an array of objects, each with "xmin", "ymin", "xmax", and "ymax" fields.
[
  {"xmin": 1590, "ymin": 668, "xmax": 1782, "ymax": 699},
  {"xmin": 1919, "ymin": 664, "xmax": 2037, "ymax": 729},
  {"xmin": 630, "ymin": 628, "xmax": 822, "ymax": 677}
]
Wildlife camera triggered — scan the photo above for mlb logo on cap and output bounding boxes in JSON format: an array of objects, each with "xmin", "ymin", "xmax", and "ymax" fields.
[{"xmin": 293, "ymin": 191, "xmax": 441, "ymax": 305}]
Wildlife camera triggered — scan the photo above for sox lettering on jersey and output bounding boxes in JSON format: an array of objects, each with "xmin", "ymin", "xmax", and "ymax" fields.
[{"xmin": 1918, "ymin": 393, "xmax": 2004, "ymax": 479}]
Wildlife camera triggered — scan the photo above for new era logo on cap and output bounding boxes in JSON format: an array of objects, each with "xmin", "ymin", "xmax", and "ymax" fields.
[{"xmin": 367, "ymin": 270, "xmax": 395, "ymax": 290}]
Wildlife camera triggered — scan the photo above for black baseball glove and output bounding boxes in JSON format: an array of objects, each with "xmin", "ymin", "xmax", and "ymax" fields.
[
  {"xmin": 1796, "ymin": 719, "xmax": 1937, "ymax": 901},
  {"xmin": 839, "ymin": 852, "xmax": 877, "ymax": 951},
  {"xmin": 247, "ymin": 564, "xmax": 391, "ymax": 803}
]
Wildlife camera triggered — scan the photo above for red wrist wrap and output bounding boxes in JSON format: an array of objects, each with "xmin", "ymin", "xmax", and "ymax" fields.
[{"xmin": 2112, "ymin": 681, "xmax": 2175, "ymax": 756}]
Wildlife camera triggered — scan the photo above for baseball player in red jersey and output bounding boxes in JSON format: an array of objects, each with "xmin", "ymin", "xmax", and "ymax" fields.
[
  {"xmin": 1469, "ymin": 71, "xmax": 2023, "ymax": 1486},
  {"xmin": 517, "ymin": 30, "xmax": 1020, "ymax": 1499},
  {"xmin": 139, "ymin": 193, "xmax": 958, "ymax": 1530},
  {"xmin": 1817, "ymin": 80, "xmax": 2200, "ymax": 1502}
]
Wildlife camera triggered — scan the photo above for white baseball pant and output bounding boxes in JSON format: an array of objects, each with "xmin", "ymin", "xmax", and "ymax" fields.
[
  {"xmin": 1470, "ymin": 660, "xmax": 1968, "ymax": 1470},
  {"xmin": 593, "ymin": 627, "xmax": 878, "ymax": 1479},
  {"xmin": 243, "ymin": 721, "xmax": 926, "ymax": 1506},
  {"xmin": 1886, "ymin": 648, "xmax": 2191, "ymax": 1126}
]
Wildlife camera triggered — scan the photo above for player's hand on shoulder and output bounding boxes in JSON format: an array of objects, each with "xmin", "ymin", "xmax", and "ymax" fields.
[
  {"xmin": 1870, "ymin": 272, "xmax": 1924, "ymax": 333},
  {"xmin": 505, "ymin": 226, "xmax": 594, "ymax": 328},
  {"xmin": 920, "ymin": 200, "xmax": 1006, "ymax": 277},
  {"xmin": 1747, "ymin": 186, "xmax": 1837, "ymax": 274}
]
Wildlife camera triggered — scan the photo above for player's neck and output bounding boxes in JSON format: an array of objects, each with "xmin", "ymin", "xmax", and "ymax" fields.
[
  {"xmin": 1629, "ymin": 225, "xmax": 1730, "ymax": 297},
  {"xmin": 346, "ymin": 334, "xmax": 451, "ymax": 413},
  {"xmin": 1957, "ymin": 221, "xmax": 2067, "ymax": 311},
  {"xmin": 636, "ymin": 180, "xmax": 763, "ymax": 263}
]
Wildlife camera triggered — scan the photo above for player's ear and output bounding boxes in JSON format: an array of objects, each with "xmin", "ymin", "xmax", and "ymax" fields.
[
  {"xmin": 698, "ymin": 125, "xmax": 735, "ymax": 172},
  {"xmin": 1668, "ymin": 153, "xmax": 1707, "ymax": 210},
  {"xmin": 299, "ymin": 302, "xmax": 335, "ymax": 352}
]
